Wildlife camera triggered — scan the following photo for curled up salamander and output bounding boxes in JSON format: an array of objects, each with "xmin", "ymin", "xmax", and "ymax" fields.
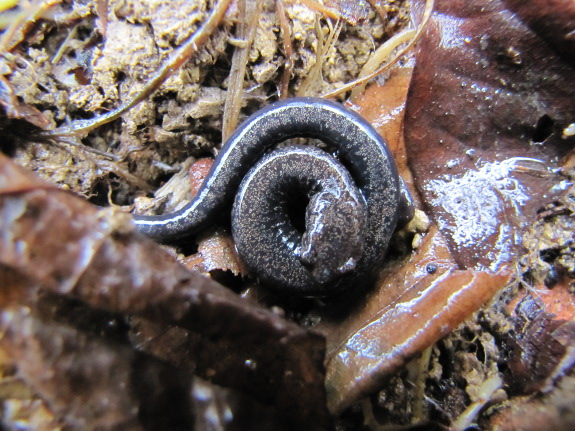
[{"xmin": 134, "ymin": 97, "xmax": 414, "ymax": 296}]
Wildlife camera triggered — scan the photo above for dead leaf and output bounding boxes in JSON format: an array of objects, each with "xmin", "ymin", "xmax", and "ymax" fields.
[
  {"xmin": 405, "ymin": 0, "xmax": 575, "ymax": 271},
  {"xmin": 318, "ymin": 227, "xmax": 510, "ymax": 413},
  {"xmin": 506, "ymin": 284, "xmax": 575, "ymax": 394},
  {"xmin": 0, "ymin": 153, "xmax": 328, "ymax": 427}
]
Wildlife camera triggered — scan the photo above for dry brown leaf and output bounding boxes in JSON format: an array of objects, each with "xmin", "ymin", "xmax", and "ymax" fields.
[{"xmin": 0, "ymin": 153, "xmax": 328, "ymax": 427}]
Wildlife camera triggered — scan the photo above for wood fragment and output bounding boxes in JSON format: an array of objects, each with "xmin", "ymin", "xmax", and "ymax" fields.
[
  {"xmin": 222, "ymin": 0, "xmax": 262, "ymax": 140},
  {"xmin": 276, "ymin": 0, "xmax": 294, "ymax": 99}
]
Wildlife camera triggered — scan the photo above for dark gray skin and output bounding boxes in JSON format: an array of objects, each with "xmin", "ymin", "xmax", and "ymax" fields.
[
  {"xmin": 134, "ymin": 97, "xmax": 410, "ymax": 295},
  {"xmin": 232, "ymin": 146, "xmax": 368, "ymax": 291}
]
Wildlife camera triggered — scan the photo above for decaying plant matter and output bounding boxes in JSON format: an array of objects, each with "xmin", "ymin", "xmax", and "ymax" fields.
[{"xmin": 0, "ymin": 0, "xmax": 574, "ymax": 429}]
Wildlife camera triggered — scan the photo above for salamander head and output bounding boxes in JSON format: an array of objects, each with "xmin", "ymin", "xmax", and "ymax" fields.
[{"xmin": 297, "ymin": 183, "xmax": 367, "ymax": 286}]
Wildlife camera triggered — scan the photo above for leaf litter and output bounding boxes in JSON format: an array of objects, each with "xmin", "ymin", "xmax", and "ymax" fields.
[{"xmin": 0, "ymin": 0, "xmax": 574, "ymax": 429}]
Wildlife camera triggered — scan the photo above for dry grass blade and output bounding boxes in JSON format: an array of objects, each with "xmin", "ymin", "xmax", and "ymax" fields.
[
  {"xmin": 321, "ymin": 0, "xmax": 434, "ymax": 99},
  {"xmin": 350, "ymin": 28, "xmax": 417, "ymax": 100}
]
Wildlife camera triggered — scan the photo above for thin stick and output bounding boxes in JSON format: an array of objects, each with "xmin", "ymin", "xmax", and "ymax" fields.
[
  {"xmin": 39, "ymin": 0, "xmax": 232, "ymax": 138},
  {"xmin": 350, "ymin": 29, "xmax": 416, "ymax": 100},
  {"xmin": 276, "ymin": 0, "xmax": 293, "ymax": 99},
  {"xmin": 221, "ymin": 0, "xmax": 262, "ymax": 140}
]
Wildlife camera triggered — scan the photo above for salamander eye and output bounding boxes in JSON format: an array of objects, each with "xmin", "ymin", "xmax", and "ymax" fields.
[
  {"xmin": 337, "ymin": 257, "xmax": 358, "ymax": 274},
  {"xmin": 316, "ymin": 268, "xmax": 334, "ymax": 285},
  {"xmin": 132, "ymin": 97, "xmax": 409, "ymax": 295}
]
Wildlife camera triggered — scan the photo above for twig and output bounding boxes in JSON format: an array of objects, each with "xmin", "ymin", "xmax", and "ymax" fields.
[
  {"xmin": 50, "ymin": 139, "xmax": 154, "ymax": 192},
  {"xmin": 221, "ymin": 0, "xmax": 262, "ymax": 141},
  {"xmin": 38, "ymin": 0, "xmax": 232, "ymax": 139},
  {"xmin": 55, "ymin": 136, "xmax": 119, "ymax": 161},
  {"xmin": 276, "ymin": 0, "xmax": 293, "ymax": 99},
  {"xmin": 412, "ymin": 345, "xmax": 433, "ymax": 423}
]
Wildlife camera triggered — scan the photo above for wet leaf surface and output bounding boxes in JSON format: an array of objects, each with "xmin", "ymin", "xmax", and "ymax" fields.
[
  {"xmin": 502, "ymin": 0, "xmax": 575, "ymax": 64},
  {"xmin": 318, "ymin": 227, "xmax": 510, "ymax": 413},
  {"xmin": 405, "ymin": 0, "xmax": 575, "ymax": 271}
]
